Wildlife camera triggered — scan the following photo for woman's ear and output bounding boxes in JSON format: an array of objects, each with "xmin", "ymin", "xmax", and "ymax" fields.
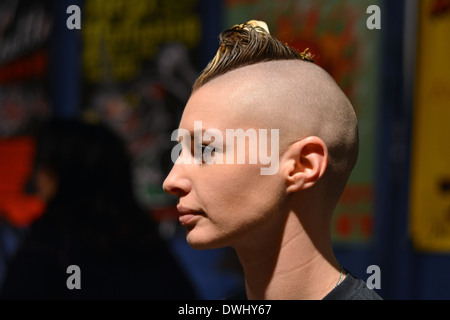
[{"xmin": 281, "ymin": 136, "xmax": 328, "ymax": 194}]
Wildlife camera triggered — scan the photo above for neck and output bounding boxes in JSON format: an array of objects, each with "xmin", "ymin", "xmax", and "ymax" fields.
[{"xmin": 234, "ymin": 211, "xmax": 342, "ymax": 300}]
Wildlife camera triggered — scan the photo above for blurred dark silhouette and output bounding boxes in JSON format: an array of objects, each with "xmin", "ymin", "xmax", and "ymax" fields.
[{"xmin": 0, "ymin": 118, "xmax": 197, "ymax": 300}]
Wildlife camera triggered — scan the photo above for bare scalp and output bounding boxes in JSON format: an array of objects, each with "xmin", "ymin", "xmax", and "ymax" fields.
[{"xmin": 192, "ymin": 21, "xmax": 359, "ymax": 202}]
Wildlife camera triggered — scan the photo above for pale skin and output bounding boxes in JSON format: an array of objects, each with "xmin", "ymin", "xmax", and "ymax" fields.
[{"xmin": 163, "ymin": 60, "xmax": 358, "ymax": 299}]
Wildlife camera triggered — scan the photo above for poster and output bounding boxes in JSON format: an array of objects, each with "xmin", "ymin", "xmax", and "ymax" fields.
[
  {"xmin": 0, "ymin": 0, "xmax": 52, "ymax": 226},
  {"xmin": 0, "ymin": 0, "xmax": 52, "ymax": 136},
  {"xmin": 410, "ymin": 0, "xmax": 450, "ymax": 252},
  {"xmin": 225, "ymin": 0, "xmax": 382, "ymax": 244},
  {"xmin": 82, "ymin": 0, "xmax": 203, "ymax": 215}
]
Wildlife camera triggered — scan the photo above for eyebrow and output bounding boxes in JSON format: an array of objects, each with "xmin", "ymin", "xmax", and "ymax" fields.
[
  {"xmin": 179, "ymin": 129, "xmax": 222, "ymax": 145},
  {"xmin": 189, "ymin": 129, "xmax": 205, "ymax": 136},
  {"xmin": 174, "ymin": 129, "xmax": 205, "ymax": 143}
]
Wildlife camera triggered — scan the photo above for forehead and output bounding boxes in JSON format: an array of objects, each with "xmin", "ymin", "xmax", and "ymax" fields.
[{"xmin": 180, "ymin": 77, "xmax": 260, "ymax": 130}]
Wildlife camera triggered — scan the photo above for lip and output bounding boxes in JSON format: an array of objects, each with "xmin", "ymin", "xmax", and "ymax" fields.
[{"xmin": 177, "ymin": 205, "xmax": 204, "ymax": 226}]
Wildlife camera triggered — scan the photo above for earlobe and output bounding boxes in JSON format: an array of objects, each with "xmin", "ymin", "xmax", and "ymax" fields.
[{"xmin": 283, "ymin": 136, "xmax": 328, "ymax": 193}]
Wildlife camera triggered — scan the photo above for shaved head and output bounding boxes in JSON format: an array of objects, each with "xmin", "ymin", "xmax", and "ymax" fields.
[
  {"xmin": 186, "ymin": 21, "xmax": 358, "ymax": 206},
  {"xmin": 193, "ymin": 59, "xmax": 358, "ymax": 203}
]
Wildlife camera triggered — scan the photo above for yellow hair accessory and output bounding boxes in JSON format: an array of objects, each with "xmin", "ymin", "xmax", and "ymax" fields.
[
  {"xmin": 300, "ymin": 48, "xmax": 314, "ymax": 63},
  {"xmin": 241, "ymin": 20, "xmax": 270, "ymax": 34}
]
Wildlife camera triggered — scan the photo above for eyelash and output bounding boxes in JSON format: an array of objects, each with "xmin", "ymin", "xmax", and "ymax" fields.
[
  {"xmin": 193, "ymin": 144, "xmax": 216, "ymax": 164},
  {"xmin": 202, "ymin": 145, "xmax": 215, "ymax": 154}
]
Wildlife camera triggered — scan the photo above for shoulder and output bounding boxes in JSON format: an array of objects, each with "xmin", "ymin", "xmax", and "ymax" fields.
[{"xmin": 323, "ymin": 271, "xmax": 383, "ymax": 300}]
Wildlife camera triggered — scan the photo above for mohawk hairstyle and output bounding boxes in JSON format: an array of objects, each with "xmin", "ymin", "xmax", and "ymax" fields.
[{"xmin": 193, "ymin": 20, "xmax": 314, "ymax": 91}]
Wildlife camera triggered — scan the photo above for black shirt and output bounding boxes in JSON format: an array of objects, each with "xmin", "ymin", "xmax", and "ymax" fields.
[
  {"xmin": 322, "ymin": 271, "xmax": 382, "ymax": 300},
  {"xmin": 225, "ymin": 271, "xmax": 382, "ymax": 300}
]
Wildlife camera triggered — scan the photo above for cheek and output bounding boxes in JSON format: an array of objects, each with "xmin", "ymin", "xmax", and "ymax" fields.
[
  {"xmin": 200, "ymin": 165, "xmax": 264, "ymax": 208},
  {"xmin": 196, "ymin": 165, "xmax": 285, "ymax": 234}
]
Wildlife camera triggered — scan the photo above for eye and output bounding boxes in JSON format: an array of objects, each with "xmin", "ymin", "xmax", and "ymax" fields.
[
  {"xmin": 199, "ymin": 144, "xmax": 216, "ymax": 164},
  {"xmin": 202, "ymin": 145, "xmax": 215, "ymax": 156},
  {"xmin": 191, "ymin": 143, "xmax": 217, "ymax": 164}
]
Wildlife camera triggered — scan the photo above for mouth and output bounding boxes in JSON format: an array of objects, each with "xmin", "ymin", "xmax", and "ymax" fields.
[{"xmin": 176, "ymin": 205, "xmax": 204, "ymax": 227}]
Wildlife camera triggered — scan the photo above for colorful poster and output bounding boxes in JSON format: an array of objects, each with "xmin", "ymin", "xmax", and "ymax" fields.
[
  {"xmin": 410, "ymin": 0, "xmax": 450, "ymax": 252},
  {"xmin": 81, "ymin": 0, "xmax": 203, "ymax": 214},
  {"xmin": 0, "ymin": 0, "xmax": 52, "ymax": 136},
  {"xmin": 0, "ymin": 0, "xmax": 52, "ymax": 226},
  {"xmin": 225, "ymin": 0, "xmax": 382, "ymax": 244}
]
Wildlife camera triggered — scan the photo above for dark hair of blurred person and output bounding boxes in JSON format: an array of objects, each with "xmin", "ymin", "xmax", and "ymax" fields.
[{"xmin": 0, "ymin": 118, "xmax": 197, "ymax": 300}]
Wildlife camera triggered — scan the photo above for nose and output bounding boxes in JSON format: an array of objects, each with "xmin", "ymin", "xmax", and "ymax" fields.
[{"xmin": 162, "ymin": 164, "xmax": 192, "ymax": 197}]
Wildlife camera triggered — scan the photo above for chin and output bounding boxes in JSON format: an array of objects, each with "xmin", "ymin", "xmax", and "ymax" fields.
[{"xmin": 185, "ymin": 230, "xmax": 228, "ymax": 250}]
